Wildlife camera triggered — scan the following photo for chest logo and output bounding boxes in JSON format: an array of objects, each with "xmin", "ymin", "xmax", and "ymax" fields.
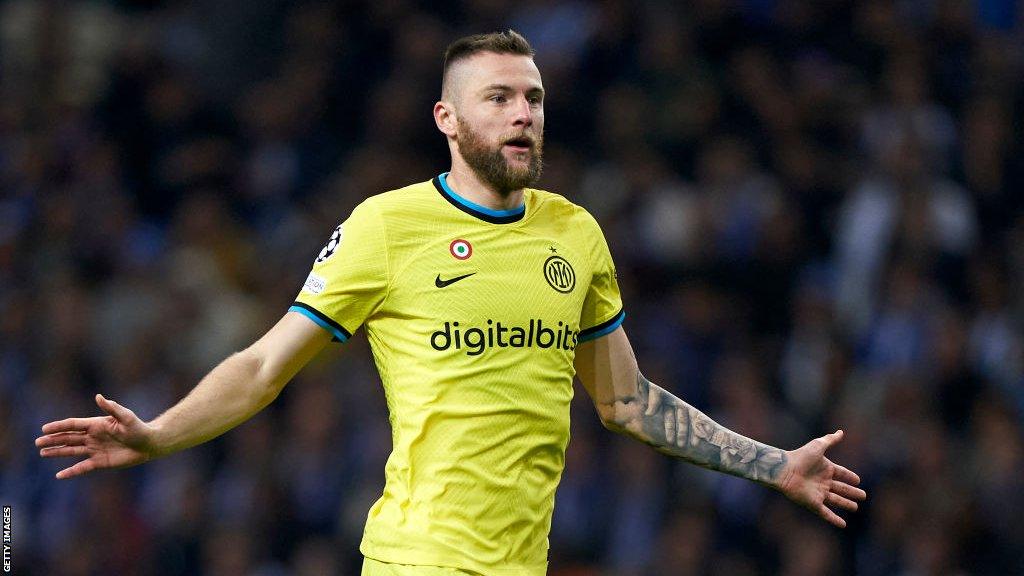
[
  {"xmin": 435, "ymin": 272, "xmax": 476, "ymax": 288},
  {"xmin": 544, "ymin": 256, "xmax": 576, "ymax": 293},
  {"xmin": 450, "ymin": 239, "xmax": 472, "ymax": 260}
]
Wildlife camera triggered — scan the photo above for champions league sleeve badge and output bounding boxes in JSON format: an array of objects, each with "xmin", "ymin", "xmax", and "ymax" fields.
[{"xmin": 317, "ymin": 224, "xmax": 343, "ymax": 262}]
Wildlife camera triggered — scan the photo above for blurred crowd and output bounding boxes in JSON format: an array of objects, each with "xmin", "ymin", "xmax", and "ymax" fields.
[{"xmin": 2, "ymin": 0, "xmax": 1024, "ymax": 574}]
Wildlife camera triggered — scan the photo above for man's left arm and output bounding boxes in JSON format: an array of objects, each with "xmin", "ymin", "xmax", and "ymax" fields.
[{"xmin": 574, "ymin": 326, "xmax": 866, "ymax": 528}]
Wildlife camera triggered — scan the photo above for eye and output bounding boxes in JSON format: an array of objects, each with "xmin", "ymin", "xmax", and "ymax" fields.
[
  {"xmin": 528, "ymin": 95, "xmax": 542, "ymax": 105},
  {"xmin": 489, "ymin": 94, "xmax": 507, "ymax": 103}
]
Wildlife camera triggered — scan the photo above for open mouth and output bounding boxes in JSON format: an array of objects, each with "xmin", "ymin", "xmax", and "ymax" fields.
[{"xmin": 504, "ymin": 137, "xmax": 533, "ymax": 152}]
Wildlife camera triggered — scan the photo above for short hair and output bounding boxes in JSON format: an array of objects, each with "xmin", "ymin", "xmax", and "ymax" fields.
[{"xmin": 441, "ymin": 30, "xmax": 534, "ymax": 98}]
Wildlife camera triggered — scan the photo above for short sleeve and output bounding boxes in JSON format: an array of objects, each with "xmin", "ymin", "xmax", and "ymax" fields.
[
  {"xmin": 290, "ymin": 201, "xmax": 389, "ymax": 342},
  {"xmin": 578, "ymin": 218, "xmax": 625, "ymax": 343}
]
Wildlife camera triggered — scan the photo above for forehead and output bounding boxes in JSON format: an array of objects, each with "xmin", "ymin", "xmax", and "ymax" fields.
[{"xmin": 453, "ymin": 52, "xmax": 543, "ymax": 95}]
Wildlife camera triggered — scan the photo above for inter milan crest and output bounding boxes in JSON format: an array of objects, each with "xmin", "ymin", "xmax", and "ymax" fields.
[
  {"xmin": 544, "ymin": 255, "xmax": 575, "ymax": 293},
  {"xmin": 317, "ymin": 224, "xmax": 343, "ymax": 262},
  {"xmin": 450, "ymin": 239, "xmax": 472, "ymax": 260}
]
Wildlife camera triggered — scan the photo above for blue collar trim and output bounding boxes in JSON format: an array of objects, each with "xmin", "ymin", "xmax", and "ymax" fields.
[{"xmin": 435, "ymin": 172, "xmax": 526, "ymax": 223}]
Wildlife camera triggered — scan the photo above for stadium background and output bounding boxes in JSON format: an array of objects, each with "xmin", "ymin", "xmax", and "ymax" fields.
[{"xmin": 2, "ymin": 0, "xmax": 1023, "ymax": 574}]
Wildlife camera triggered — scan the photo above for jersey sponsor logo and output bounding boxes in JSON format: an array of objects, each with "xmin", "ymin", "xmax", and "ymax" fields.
[
  {"xmin": 450, "ymin": 239, "xmax": 472, "ymax": 260},
  {"xmin": 544, "ymin": 255, "xmax": 576, "ymax": 293},
  {"xmin": 302, "ymin": 272, "xmax": 328, "ymax": 294},
  {"xmin": 431, "ymin": 319, "xmax": 580, "ymax": 356},
  {"xmin": 317, "ymin": 224, "xmax": 343, "ymax": 262},
  {"xmin": 435, "ymin": 272, "xmax": 476, "ymax": 288}
]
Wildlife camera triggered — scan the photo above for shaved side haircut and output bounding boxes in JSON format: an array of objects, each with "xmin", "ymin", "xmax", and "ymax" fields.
[{"xmin": 441, "ymin": 30, "xmax": 535, "ymax": 102}]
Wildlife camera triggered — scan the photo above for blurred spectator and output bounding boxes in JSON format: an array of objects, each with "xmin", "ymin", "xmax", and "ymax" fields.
[{"xmin": 3, "ymin": 1, "xmax": 1023, "ymax": 574}]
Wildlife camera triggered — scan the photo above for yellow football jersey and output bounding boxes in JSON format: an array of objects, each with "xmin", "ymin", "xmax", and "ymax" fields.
[{"xmin": 291, "ymin": 173, "xmax": 624, "ymax": 575}]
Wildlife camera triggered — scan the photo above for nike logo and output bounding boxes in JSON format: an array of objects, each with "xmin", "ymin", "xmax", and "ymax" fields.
[{"xmin": 435, "ymin": 272, "xmax": 476, "ymax": 288}]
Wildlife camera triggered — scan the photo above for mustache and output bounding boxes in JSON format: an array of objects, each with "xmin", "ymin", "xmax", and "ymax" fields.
[{"xmin": 501, "ymin": 132, "xmax": 540, "ymax": 147}]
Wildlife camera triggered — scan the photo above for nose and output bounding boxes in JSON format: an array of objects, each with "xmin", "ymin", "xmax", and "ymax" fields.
[{"xmin": 512, "ymin": 96, "xmax": 533, "ymax": 128}]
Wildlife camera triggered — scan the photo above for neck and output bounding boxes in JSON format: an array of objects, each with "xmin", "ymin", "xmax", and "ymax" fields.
[{"xmin": 445, "ymin": 160, "xmax": 525, "ymax": 211}]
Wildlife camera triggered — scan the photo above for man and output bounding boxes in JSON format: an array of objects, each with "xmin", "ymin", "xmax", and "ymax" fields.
[{"xmin": 37, "ymin": 31, "xmax": 865, "ymax": 575}]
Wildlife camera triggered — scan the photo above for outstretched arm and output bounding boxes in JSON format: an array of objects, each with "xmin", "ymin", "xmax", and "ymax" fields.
[
  {"xmin": 574, "ymin": 326, "xmax": 866, "ymax": 528},
  {"xmin": 36, "ymin": 311, "xmax": 331, "ymax": 479}
]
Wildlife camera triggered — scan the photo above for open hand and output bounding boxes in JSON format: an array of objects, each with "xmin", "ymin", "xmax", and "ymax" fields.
[
  {"xmin": 777, "ymin": 429, "xmax": 866, "ymax": 528},
  {"xmin": 36, "ymin": 394, "xmax": 157, "ymax": 479}
]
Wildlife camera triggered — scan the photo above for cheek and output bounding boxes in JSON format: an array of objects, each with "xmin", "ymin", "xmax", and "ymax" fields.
[
  {"xmin": 466, "ymin": 110, "xmax": 500, "ymax": 130},
  {"xmin": 479, "ymin": 118, "xmax": 508, "ymax": 140}
]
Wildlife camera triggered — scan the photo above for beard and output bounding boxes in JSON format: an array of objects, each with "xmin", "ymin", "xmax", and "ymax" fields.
[{"xmin": 456, "ymin": 117, "xmax": 543, "ymax": 195}]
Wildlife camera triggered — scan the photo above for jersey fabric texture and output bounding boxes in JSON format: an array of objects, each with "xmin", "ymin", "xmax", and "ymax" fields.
[
  {"xmin": 292, "ymin": 173, "xmax": 624, "ymax": 575},
  {"xmin": 361, "ymin": 557, "xmax": 483, "ymax": 576}
]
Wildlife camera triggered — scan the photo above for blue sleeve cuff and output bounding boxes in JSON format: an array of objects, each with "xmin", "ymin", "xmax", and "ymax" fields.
[
  {"xmin": 578, "ymin": 309, "xmax": 625, "ymax": 343},
  {"xmin": 289, "ymin": 303, "xmax": 351, "ymax": 342}
]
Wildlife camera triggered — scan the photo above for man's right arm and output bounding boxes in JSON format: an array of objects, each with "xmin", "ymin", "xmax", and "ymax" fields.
[
  {"xmin": 149, "ymin": 311, "xmax": 331, "ymax": 454},
  {"xmin": 36, "ymin": 311, "xmax": 331, "ymax": 479}
]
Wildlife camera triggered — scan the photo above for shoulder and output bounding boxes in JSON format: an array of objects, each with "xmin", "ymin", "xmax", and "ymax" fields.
[
  {"xmin": 358, "ymin": 179, "xmax": 437, "ymax": 214},
  {"xmin": 354, "ymin": 176, "xmax": 442, "ymax": 220},
  {"xmin": 527, "ymin": 188, "xmax": 612, "ymax": 267},
  {"xmin": 529, "ymin": 188, "xmax": 604, "ymax": 232},
  {"xmin": 325, "ymin": 180, "xmax": 437, "ymax": 244}
]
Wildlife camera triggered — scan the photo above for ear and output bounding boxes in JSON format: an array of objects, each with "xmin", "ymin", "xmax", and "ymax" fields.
[{"xmin": 434, "ymin": 101, "xmax": 458, "ymax": 138}]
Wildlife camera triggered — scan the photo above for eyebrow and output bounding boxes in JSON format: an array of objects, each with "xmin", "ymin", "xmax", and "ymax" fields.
[{"xmin": 481, "ymin": 84, "xmax": 545, "ymax": 97}]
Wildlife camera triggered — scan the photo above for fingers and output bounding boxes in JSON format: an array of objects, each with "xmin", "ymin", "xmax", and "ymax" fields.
[
  {"xmin": 39, "ymin": 445, "xmax": 90, "ymax": 459},
  {"xmin": 817, "ymin": 429, "xmax": 863, "ymax": 485},
  {"xmin": 832, "ymin": 480, "xmax": 867, "ymax": 502},
  {"xmin": 831, "ymin": 462, "xmax": 861, "ymax": 485},
  {"xmin": 814, "ymin": 477, "xmax": 867, "ymax": 528},
  {"xmin": 826, "ymin": 491, "xmax": 859, "ymax": 512},
  {"xmin": 819, "ymin": 429, "xmax": 844, "ymax": 449},
  {"xmin": 40, "ymin": 395, "xmax": 135, "ymax": 435},
  {"xmin": 817, "ymin": 504, "xmax": 847, "ymax": 529},
  {"xmin": 56, "ymin": 459, "xmax": 97, "ymax": 480},
  {"xmin": 40, "ymin": 418, "xmax": 94, "ymax": 435},
  {"xmin": 35, "ymin": 431, "xmax": 87, "ymax": 449},
  {"xmin": 96, "ymin": 394, "xmax": 136, "ymax": 424}
]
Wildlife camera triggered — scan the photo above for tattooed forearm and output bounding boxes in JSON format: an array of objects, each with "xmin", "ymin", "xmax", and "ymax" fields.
[{"xmin": 603, "ymin": 372, "xmax": 787, "ymax": 486}]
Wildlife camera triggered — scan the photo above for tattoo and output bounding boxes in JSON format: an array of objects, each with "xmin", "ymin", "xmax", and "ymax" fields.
[{"xmin": 605, "ymin": 372, "xmax": 787, "ymax": 485}]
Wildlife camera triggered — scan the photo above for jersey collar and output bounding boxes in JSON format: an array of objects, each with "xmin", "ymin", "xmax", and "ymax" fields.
[{"xmin": 433, "ymin": 172, "xmax": 526, "ymax": 224}]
